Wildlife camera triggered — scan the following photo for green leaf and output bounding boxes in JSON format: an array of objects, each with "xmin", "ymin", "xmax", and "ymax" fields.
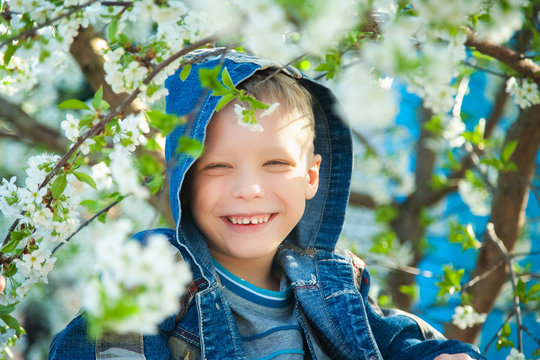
[
  {"xmin": 370, "ymin": 230, "xmax": 396, "ymax": 255},
  {"xmin": 177, "ymin": 137, "xmax": 204, "ymax": 158},
  {"xmin": 1, "ymin": 236, "xmax": 20, "ymax": 254},
  {"xmin": 98, "ymin": 212, "xmax": 108, "ymax": 223},
  {"xmin": 145, "ymin": 110, "xmax": 184, "ymax": 136},
  {"xmin": 374, "ymin": 205, "xmax": 398, "ymax": 223},
  {"xmin": 515, "ymin": 278, "xmax": 527, "ymax": 303},
  {"xmin": 74, "ymin": 172, "xmax": 97, "ymax": 190},
  {"xmin": 136, "ymin": 153, "xmax": 164, "ymax": 176},
  {"xmin": 93, "ymin": 86, "xmax": 103, "ymax": 109},
  {"xmin": 431, "ymin": 174, "xmax": 448, "ymax": 190},
  {"xmin": 108, "ymin": 18, "xmax": 119, "ymax": 42},
  {"xmin": 501, "ymin": 323, "xmax": 511, "ymax": 338},
  {"xmin": 449, "ymin": 221, "xmax": 481, "ymax": 251},
  {"xmin": 92, "ymin": 86, "xmax": 110, "ymax": 111},
  {"xmin": 199, "ymin": 66, "xmax": 234, "ymax": 97},
  {"xmin": 4, "ymin": 263, "xmax": 17, "ymax": 277},
  {"xmin": 400, "ymin": 284, "xmax": 418, "ymax": 302},
  {"xmin": 424, "ymin": 114, "xmax": 443, "ymax": 135},
  {"xmin": 4, "ymin": 43, "xmax": 18, "ymax": 67},
  {"xmin": 0, "ymin": 305, "xmax": 16, "ymax": 316},
  {"xmin": 58, "ymin": 99, "xmax": 91, "ymax": 111},
  {"xmin": 1, "ymin": 314, "xmax": 24, "ymax": 336},
  {"xmin": 51, "ymin": 174, "xmax": 68, "ymax": 199},
  {"xmin": 216, "ymin": 93, "xmax": 235, "ymax": 112},
  {"xmin": 528, "ymin": 283, "xmax": 540, "ymax": 296},
  {"xmin": 180, "ymin": 64, "xmax": 191, "ymax": 81},
  {"xmin": 435, "ymin": 265, "xmax": 464, "ymax": 296},
  {"xmin": 199, "ymin": 66, "xmax": 224, "ymax": 92},
  {"xmin": 501, "ymin": 140, "xmax": 517, "ymax": 164},
  {"xmin": 221, "ymin": 67, "xmax": 235, "ymax": 90},
  {"xmin": 147, "ymin": 174, "xmax": 165, "ymax": 194},
  {"xmin": 80, "ymin": 199, "xmax": 101, "ymax": 213}
]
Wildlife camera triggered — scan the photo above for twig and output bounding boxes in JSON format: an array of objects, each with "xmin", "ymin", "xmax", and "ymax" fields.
[
  {"xmin": 483, "ymin": 310, "xmax": 515, "ymax": 355},
  {"xmin": 50, "ymin": 175, "xmax": 152, "ymax": 255},
  {"xmin": 100, "ymin": 1, "xmax": 133, "ymax": 6},
  {"xmin": 485, "ymin": 222, "xmax": 523, "ymax": 352},
  {"xmin": 0, "ymin": 0, "xmax": 101, "ymax": 49},
  {"xmin": 51, "ymin": 198, "xmax": 121, "ymax": 255},
  {"xmin": 516, "ymin": 272, "xmax": 540, "ymax": 280},
  {"xmin": 362, "ymin": 255, "xmax": 434, "ymax": 278},
  {"xmin": 2, "ymin": 36, "xmax": 216, "ymax": 247},
  {"xmin": 462, "ymin": 59, "xmax": 507, "ymax": 79},
  {"xmin": 521, "ymin": 324, "xmax": 540, "ymax": 347},
  {"xmin": 462, "ymin": 258, "xmax": 505, "ymax": 289},
  {"xmin": 464, "ymin": 142, "xmax": 497, "ymax": 194},
  {"xmin": 528, "ymin": 181, "xmax": 540, "ymax": 207},
  {"xmin": 512, "ymin": 250, "xmax": 540, "ymax": 258}
]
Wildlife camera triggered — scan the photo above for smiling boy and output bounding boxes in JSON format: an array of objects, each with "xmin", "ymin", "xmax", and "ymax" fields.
[
  {"xmin": 189, "ymin": 74, "xmax": 321, "ymax": 292},
  {"xmin": 49, "ymin": 50, "xmax": 486, "ymax": 360}
]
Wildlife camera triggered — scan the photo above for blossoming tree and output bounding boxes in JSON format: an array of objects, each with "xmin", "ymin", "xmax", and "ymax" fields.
[{"xmin": 0, "ymin": 0, "xmax": 538, "ymax": 359}]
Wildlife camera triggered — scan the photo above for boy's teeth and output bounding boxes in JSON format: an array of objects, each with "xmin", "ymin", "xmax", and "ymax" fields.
[{"xmin": 228, "ymin": 215, "xmax": 271, "ymax": 224}]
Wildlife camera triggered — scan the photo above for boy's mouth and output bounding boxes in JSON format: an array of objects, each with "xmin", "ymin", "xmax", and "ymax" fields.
[{"xmin": 224, "ymin": 214, "xmax": 273, "ymax": 225}]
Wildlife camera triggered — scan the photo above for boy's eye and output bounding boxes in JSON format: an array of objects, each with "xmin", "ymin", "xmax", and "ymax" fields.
[
  {"xmin": 204, "ymin": 163, "xmax": 231, "ymax": 169},
  {"xmin": 264, "ymin": 160, "xmax": 291, "ymax": 166}
]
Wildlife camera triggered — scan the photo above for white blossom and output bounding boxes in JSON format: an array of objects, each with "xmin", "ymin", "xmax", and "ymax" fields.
[
  {"xmin": 458, "ymin": 175, "xmax": 491, "ymax": 216},
  {"xmin": 334, "ymin": 65, "xmax": 397, "ymax": 130},
  {"xmin": 61, "ymin": 114, "xmax": 80, "ymax": 142},
  {"xmin": 505, "ymin": 348, "xmax": 525, "ymax": 360},
  {"xmin": 477, "ymin": 0, "xmax": 526, "ymax": 44},
  {"xmin": 14, "ymin": 248, "xmax": 57, "ymax": 284},
  {"xmin": 184, "ymin": 0, "xmax": 241, "ymax": 40},
  {"xmin": 442, "ymin": 115, "xmax": 466, "ymax": 148},
  {"xmin": 506, "ymin": 77, "xmax": 540, "ymax": 109},
  {"xmin": 82, "ymin": 221, "xmax": 191, "ymax": 334},
  {"xmin": 234, "ymin": 104, "xmax": 264, "ymax": 132},
  {"xmin": 413, "ymin": 0, "xmax": 483, "ymax": 28},
  {"xmin": 233, "ymin": 0, "xmax": 296, "ymax": 62},
  {"xmin": 299, "ymin": 0, "xmax": 359, "ymax": 54},
  {"xmin": 451, "ymin": 305, "xmax": 487, "ymax": 329},
  {"xmin": 110, "ymin": 145, "xmax": 149, "ymax": 199},
  {"xmin": 80, "ymin": 138, "xmax": 96, "ymax": 155},
  {"xmin": 32, "ymin": 207, "xmax": 54, "ymax": 229},
  {"xmin": 92, "ymin": 162, "xmax": 113, "ymax": 190},
  {"xmin": 18, "ymin": 180, "xmax": 47, "ymax": 206},
  {"xmin": 260, "ymin": 102, "xmax": 280, "ymax": 118},
  {"xmin": 114, "ymin": 112, "xmax": 151, "ymax": 151}
]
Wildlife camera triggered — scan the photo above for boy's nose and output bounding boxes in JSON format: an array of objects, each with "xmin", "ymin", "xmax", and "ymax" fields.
[{"xmin": 231, "ymin": 174, "xmax": 265, "ymax": 200}]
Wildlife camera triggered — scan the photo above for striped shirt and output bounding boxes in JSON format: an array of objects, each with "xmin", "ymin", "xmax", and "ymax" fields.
[{"xmin": 214, "ymin": 260, "xmax": 305, "ymax": 360}]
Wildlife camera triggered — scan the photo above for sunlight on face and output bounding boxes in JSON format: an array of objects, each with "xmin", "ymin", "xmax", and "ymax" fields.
[{"xmin": 189, "ymin": 101, "xmax": 321, "ymax": 271}]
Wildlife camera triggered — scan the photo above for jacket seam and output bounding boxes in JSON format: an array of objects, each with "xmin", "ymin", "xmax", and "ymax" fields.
[{"xmin": 314, "ymin": 255, "xmax": 356, "ymax": 358}]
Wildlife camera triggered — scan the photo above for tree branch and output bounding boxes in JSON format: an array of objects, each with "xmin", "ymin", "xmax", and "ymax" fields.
[
  {"xmin": 348, "ymin": 191, "xmax": 377, "ymax": 209},
  {"xmin": 465, "ymin": 31, "xmax": 540, "ymax": 85},
  {"xmin": 0, "ymin": 97, "xmax": 68, "ymax": 153},
  {"xmin": 0, "ymin": 0, "xmax": 101, "ymax": 49},
  {"xmin": 484, "ymin": 223, "xmax": 523, "ymax": 352},
  {"xmin": 419, "ymin": 80, "xmax": 509, "ymax": 207},
  {"xmin": 2, "ymin": 36, "xmax": 217, "ymax": 246}
]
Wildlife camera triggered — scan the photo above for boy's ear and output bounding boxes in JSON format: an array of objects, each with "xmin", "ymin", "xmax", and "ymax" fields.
[{"xmin": 305, "ymin": 154, "xmax": 322, "ymax": 200}]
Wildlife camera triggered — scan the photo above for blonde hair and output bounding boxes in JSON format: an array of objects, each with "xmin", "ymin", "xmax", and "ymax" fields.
[{"xmin": 237, "ymin": 69, "xmax": 315, "ymax": 143}]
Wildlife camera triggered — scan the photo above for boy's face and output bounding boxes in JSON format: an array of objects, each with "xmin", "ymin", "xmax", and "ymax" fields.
[{"xmin": 189, "ymin": 102, "xmax": 321, "ymax": 269}]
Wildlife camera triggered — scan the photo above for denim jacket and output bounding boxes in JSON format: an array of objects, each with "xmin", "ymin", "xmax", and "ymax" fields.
[{"xmin": 49, "ymin": 50, "xmax": 485, "ymax": 360}]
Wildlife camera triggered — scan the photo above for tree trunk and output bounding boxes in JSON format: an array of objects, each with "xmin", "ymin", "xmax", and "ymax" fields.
[
  {"xmin": 445, "ymin": 104, "xmax": 540, "ymax": 342},
  {"xmin": 388, "ymin": 106, "xmax": 435, "ymax": 310}
]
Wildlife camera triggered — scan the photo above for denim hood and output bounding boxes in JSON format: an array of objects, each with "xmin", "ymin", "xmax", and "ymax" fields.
[{"xmin": 164, "ymin": 49, "xmax": 352, "ymax": 276}]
